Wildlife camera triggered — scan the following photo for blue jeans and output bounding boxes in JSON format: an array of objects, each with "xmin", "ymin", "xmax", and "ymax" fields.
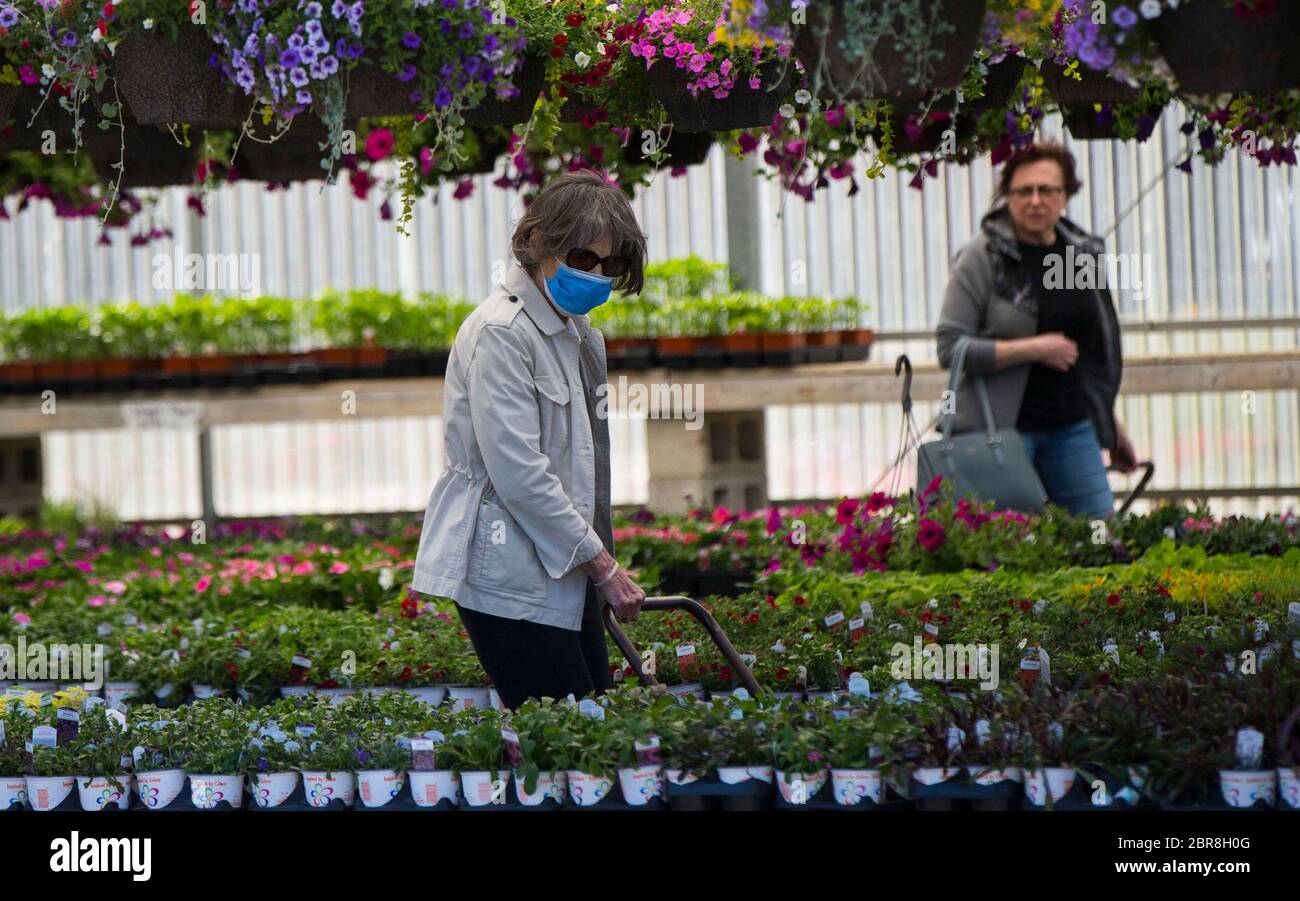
[{"xmin": 1019, "ymin": 419, "xmax": 1115, "ymax": 518}]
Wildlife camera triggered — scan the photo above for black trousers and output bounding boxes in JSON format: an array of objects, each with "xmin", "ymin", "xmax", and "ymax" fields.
[{"xmin": 455, "ymin": 580, "xmax": 612, "ymax": 711}]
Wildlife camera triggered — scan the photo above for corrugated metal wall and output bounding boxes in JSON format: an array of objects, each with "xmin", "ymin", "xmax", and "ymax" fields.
[{"xmin": 3, "ymin": 110, "xmax": 1297, "ymax": 519}]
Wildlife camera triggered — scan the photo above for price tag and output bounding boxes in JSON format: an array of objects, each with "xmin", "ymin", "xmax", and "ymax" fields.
[
  {"xmin": 1253, "ymin": 619, "xmax": 1269, "ymax": 643},
  {"xmin": 32, "ymin": 725, "xmax": 57, "ymax": 750},
  {"xmin": 1164, "ymin": 610, "xmax": 1176, "ymax": 624},
  {"xmin": 848, "ymin": 617, "xmax": 865, "ymax": 642},
  {"xmin": 1033, "ymin": 599, "xmax": 1048, "ymax": 616},
  {"xmin": 235, "ymin": 647, "xmax": 252, "ymax": 659},
  {"xmin": 501, "ymin": 728, "xmax": 523, "ymax": 768},
  {"xmin": 634, "ymin": 735, "xmax": 661, "ymax": 767},
  {"xmin": 1039, "ymin": 646, "xmax": 1052, "ymax": 686},
  {"xmin": 740, "ymin": 653, "xmax": 757, "ymax": 668},
  {"xmin": 795, "ymin": 666, "xmax": 807, "ymax": 692},
  {"xmin": 923, "ymin": 621, "xmax": 940, "ymax": 641},
  {"xmin": 291, "ymin": 655, "xmax": 312, "ymax": 669},
  {"xmin": 824, "ymin": 611, "xmax": 845, "ymax": 630},
  {"xmin": 1102, "ymin": 639, "xmax": 1120, "ymax": 666},
  {"xmin": 946, "ymin": 726, "xmax": 966, "ymax": 753},
  {"xmin": 847, "ymin": 672, "xmax": 870, "ymax": 697},
  {"xmin": 860, "ymin": 601, "xmax": 874, "ymax": 620},
  {"xmin": 975, "ymin": 719, "xmax": 991, "ymax": 748},
  {"xmin": 295, "ymin": 724, "xmax": 317, "ymax": 738},
  {"xmin": 154, "ymin": 683, "xmax": 174, "ymax": 699},
  {"xmin": 1224, "ymin": 652, "xmax": 1237, "ymax": 674}
]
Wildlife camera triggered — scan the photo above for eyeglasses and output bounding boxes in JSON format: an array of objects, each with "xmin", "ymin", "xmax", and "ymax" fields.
[
  {"xmin": 565, "ymin": 247, "xmax": 631, "ymax": 278},
  {"xmin": 1008, "ymin": 185, "xmax": 1066, "ymax": 200}
]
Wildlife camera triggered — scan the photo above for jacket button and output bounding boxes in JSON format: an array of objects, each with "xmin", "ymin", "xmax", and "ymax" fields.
[{"xmin": 508, "ymin": 294, "xmax": 518, "ymax": 303}]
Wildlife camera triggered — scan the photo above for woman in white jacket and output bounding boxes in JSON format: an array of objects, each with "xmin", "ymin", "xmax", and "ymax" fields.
[{"xmin": 412, "ymin": 170, "xmax": 647, "ymax": 709}]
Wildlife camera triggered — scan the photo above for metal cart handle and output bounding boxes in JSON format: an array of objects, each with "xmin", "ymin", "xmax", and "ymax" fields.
[
  {"xmin": 603, "ymin": 596, "xmax": 764, "ymax": 698},
  {"xmin": 1109, "ymin": 459, "xmax": 1154, "ymax": 518}
]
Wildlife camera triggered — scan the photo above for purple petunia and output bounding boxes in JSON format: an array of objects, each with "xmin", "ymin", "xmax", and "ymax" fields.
[
  {"xmin": 280, "ymin": 49, "xmax": 301, "ymax": 68},
  {"xmin": 397, "ymin": 64, "xmax": 417, "ymax": 82},
  {"xmin": 434, "ymin": 86, "xmax": 453, "ymax": 108},
  {"xmin": 403, "ymin": 32, "xmax": 421, "ymax": 49},
  {"xmin": 1111, "ymin": 6, "xmax": 1138, "ymax": 28}
]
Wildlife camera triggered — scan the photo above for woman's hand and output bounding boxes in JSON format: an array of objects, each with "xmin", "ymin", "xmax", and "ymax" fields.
[
  {"xmin": 1108, "ymin": 421, "xmax": 1138, "ymax": 474},
  {"xmin": 581, "ymin": 549, "xmax": 646, "ymax": 623},
  {"xmin": 1032, "ymin": 332, "xmax": 1078, "ymax": 371}
]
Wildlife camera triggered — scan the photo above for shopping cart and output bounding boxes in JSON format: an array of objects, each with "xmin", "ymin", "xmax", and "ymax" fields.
[{"xmin": 603, "ymin": 596, "xmax": 764, "ymax": 697}]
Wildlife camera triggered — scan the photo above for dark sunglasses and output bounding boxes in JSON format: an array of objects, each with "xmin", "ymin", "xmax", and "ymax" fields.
[{"xmin": 565, "ymin": 247, "xmax": 631, "ymax": 278}]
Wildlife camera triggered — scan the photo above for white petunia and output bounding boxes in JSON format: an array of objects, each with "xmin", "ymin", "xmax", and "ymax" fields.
[
  {"xmin": 574, "ymin": 51, "xmax": 591, "ymax": 68},
  {"xmin": 1139, "ymin": 0, "xmax": 1161, "ymax": 17},
  {"xmin": 779, "ymin": 103, "xmax": 795, "ymax": 118},
  {"xmin": 794, "ymin": 88, "xmax": 810, "ymax": 105}
]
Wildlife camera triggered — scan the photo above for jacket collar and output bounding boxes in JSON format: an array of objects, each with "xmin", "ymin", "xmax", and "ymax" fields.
[
  {"xmin": 980, "ymin": 204, "xmax": 1100, "ymax": 262},
  {"xmin": 503, "ymin": 263, "xmax": 591, "ymax": 340}
]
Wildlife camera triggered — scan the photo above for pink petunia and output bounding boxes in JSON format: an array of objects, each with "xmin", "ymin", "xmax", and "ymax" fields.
[
  {"xmin": 13, "ymin": 612, "xmax": 31, "ymax": 625},
  {"xmin": 104, "ymin": 580, "xmax": 127, "ymax": 595},
  {"xmin": 195, "ymin": 576, "xmax": 212, "ymax": 593},
  {"xmin": 87, "ymin": 596, "xmax": 107, "ymax": 607},
  {"xmin": 329, "ymin": 562, "xmax": 350, "ymax": 575}
]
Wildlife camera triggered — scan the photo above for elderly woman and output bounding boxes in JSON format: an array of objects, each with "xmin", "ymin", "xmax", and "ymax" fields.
[
  {"xmin": 412, "ymin": 170, "xmax": 648, "ymax": 710},
  {"xmin": 936, "ymin": 142, "xmax": 1138, "ymax": 518}
]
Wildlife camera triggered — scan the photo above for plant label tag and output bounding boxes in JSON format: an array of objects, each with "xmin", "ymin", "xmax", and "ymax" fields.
[
  {"xmin": 1033, "ymin": 599, "xmax": 1048, "ymax": 615},
  {"xmin": 1164, "ymin": 610, "xmax": 1176, "ymax": 623},
  {"xmin": 501, "ymin": 728, "xmax": 523, "ymax": 768},
  {"xmin": 824, "ymin": 611, "xmax": 845, "ymax": 630},
  {"xmin": 740, "ymin": 653, "xmax": 757, "ymax": 668},
  {"xmin": 410, "ymin": 738, "xmax": 435, "ymax": 772},
  {"xmin": 612, "ymin": 664, "xmax": 624, "ymax": 683},
  {"xmin": 55, "ymin": 707, "xmax": 79, "ymax": 745},
  {"xmin": 1236, "ymin": 728, "xmax": 1265, "ymax": 769},
  {"xmin": 946, "ymin": 726, "xmax": 966, "ymax": 753},
  {"xmin": 154, "ymin": 683, "xmax": 174, "ymax": 699},
  {"xmin": 1293, "ymin": 639, "xmax": 1300, "ymax": 661},
  {"xmin": 123, "ymin": 614, "xmax": 138, "ymax": 626},
  {"xmin": 1047, "ymin": 721, "xmax": 1063, "ymax": 750},
  {"xmin": 291, "ymin": 655, "xmax": 312, "ymax": 669},
  {"xmin": 0, "ymin": 722, "xmax": 4, "ymax": 745},
  {"xmin": 676, "ymin": 643, "xmax": 696, "ymax": 670},
  {"xmin": 923, "ymin": 622, "xmax": 940, "ymax": 641},
  {"xmin": 235, "ymin": 647, "xmax": 252, "ymax": 659},
  {"xmin": 796, "ymin": 665, "xmax": 807, "ymax": 692},
  {"xmin": 1224, "ymin": 652, "xmax": 1237, "ymax": 674},
  {"xmin": 295, "ymin": 724, "xmax": 317, "ymax": 739},
  {"xmin": 860, "ymin": 601, "xmax": 873, "ymax": 620},
  {"xmin": 1102, "ymin": 640, "xmax": 1120, "ymax": 666},
  {"xmin": 96, "ymin": 623, "xmax": 112, "ymax": 637},
  {"xmin": 847, "ymin": 672, "xmax": 870, "ymax": 697},
  {"xmin": 1289, "ymin": 602, "xmax": 1300, "ymax": 627},
  {"xmin": 1253, "ymin": 619, "xmax": 1268, "ymax": 643},
  {"xmin": 975, "ymin": 719, "xmax": 991, "ymax": 748},
  {"xmin": 32, "ymin": 725, "xmax": 57, "ymax": 750},
  {"xmin": 1038, "ymin": 646, "xmax": 1052, "ymax": 686},
  {"xmin": 634, "ymin": 735, "xmax": 661, "ymax": 767},
  {"xmin": 849, "ymin": 617, "xmax": 865, "ymax": 642}
]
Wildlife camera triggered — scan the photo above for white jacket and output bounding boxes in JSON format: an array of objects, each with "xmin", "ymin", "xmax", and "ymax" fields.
[{"xmin": 411, "ymin": 263, "xmax": 610, "ymax": 630}]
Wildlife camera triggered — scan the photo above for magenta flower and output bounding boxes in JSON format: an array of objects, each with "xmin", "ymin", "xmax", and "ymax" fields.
[
  {"xmin": 917, "ymin": 519, "xmax": 947, "ymax": 553},
  {"xmin": 194, "ymin": 576, "xmax": 212, "ymax": 593}
]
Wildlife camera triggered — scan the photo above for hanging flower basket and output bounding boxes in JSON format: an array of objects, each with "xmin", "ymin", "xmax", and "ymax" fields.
[
  {"xmin": 649, "ymin": 58, "xmax": 793, "ymax": 133},
  {"xmin": 86, "ymin": 120, "xmax": 198, "ymax": 189},
  {"xmin": 235, "ymin": 121, "xmax": 332, "ymax": 184},
  {"xmin": 623, "ymin": 130, "xmax": 714, "ymax": 169},
  {"xmin": 794, "ymin": 0, "xmax": 988, "ymax": 101},
  {"xmin": 1040, "ymin": 62, "xmax": 1138, "ymax": 106},
  {"xmin": 454, "ymin": 129, "xmax": 510, "ymax": 175},
  {"xmin": 0, "ymin": 87, "xmax": 77, "ymax": 152},
  {"xmin": 463, "ymin": 52, "xmax": 548, "ymax": 127},
  {"xmin": 1059, "ymin": 102, "xmax": 1163, "ymax": 142},
  {"xmin": 875, "ymin": 105, "xmax": 973, "ymax": 155},
  {"xmin": 963, "ymin": 55, "xmax": 1028, "ymax": 113},
  {"xmin": 1151, "ymin": 2, "xmax": 1300, "ymax": 95},
  {"xmin": 114, "ymin": 26, "xmax": 252, "ymax": 128}
]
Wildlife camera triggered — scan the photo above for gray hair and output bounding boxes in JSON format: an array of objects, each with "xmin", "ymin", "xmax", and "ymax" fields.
[{"xmin": 511, "ymin": 170, "xmax": 648, "ymax": 295}]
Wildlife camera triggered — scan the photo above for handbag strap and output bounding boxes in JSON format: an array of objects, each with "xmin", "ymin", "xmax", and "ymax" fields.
[{"xmin": 940, "ymin": 335, "xmax": 1005, "ymax": 463}]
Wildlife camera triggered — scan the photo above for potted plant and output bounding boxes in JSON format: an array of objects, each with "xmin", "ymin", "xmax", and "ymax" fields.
[
  {"xmin": 610, "ymin": 712, "xmax": 666, "ymax": 809},
  {"xmin": 27, "ymin": 741, "xmax": 78, "ymax": 812},
  {"xmin": 559, "ymin": 701, "xmax": 619, "ymax": 808},
  {"xmin": 771, "ymin": 702, "xmax": 831, "ymax": 805},
  {"xmin": 246, "ymin": 733, "xmax": 303, "ymax": 810},
  {"xmin": 511, "ymin": 697, "xmax": 570, "ymax": 807},
  {"xmin": 1149, "ymin": 0, "xmax": 1300, "ymax": 95},
  {"xmin": 354, "ymin": 727, "xmax": 408, "ymax": 809},
  {"xmin": 827, "ymin": 700, "xmax": 913, "ymax": 807},
  {"xmin": 298, "ymin": 733, "xmax": 359, "ymax": 809},
  {"xmin": 905, "ymin": 688, "xmax": 970, "ymax": 810},
  {"xmin": 128, "ymin": 712, "xmax": 188, "ymax": 810},
  {"xmin": 445, "ymin": 712, "xmax": 512, "ymax": 808},
  {"xmin": 794, "ymin": 0, "xmax": 989, "ymax": 102},
  {"xmin": 1017, "ymin": 687, "xmax": 1091, "ymax": 810},
  {"xmin": 407, "ymin": 728, "xmax": 460, "ymax": 809},
  {"xmin": 70, "ymin": 706, "xmax": 133, "ymax": 812}
]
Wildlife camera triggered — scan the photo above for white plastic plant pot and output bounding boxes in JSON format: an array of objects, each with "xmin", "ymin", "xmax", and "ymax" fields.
[
  {"xmin": 278, "ymin": 685, "xmax": 314, "ymax": 699},
  {"xmin": 1, "ymin": 776, "xmax": 28, "ymax": 810},
  {"xmin": 104, "ymin": 682, "xmax": 142, "ymax": 712},
  {"xmin": 664, "ymin": 769, "xmax": 699, "ymax": 786},
  {"xmin": 831, "ymin": 769, "xmax": 883, "ymax": 806},
  {"xmin": 913, "ymin": 767, "xmax": 963, "ymax": 786},
  {"xmin": 447, "ymin": 686, "xmax": 491, "ymax": 711},
  {"xmin": 251, "ymin": 772, "xmax": 298, "ymax": 808},
  {"xmin": 1024, "ymin": 767, "xmax": 1076, "ymax": 807},
  {"xmin": 404, "ymin": 686, "xmax": 448, "ymax": 707},
  {"xmin": 489, "ymin": 687, "xmax": 508, "ymax": 711},
  {"xmin": 136, "ymin": 769, "xmax": 186, "ymax": 809},
  {"xmin": 14, "ymin": 681, "xmax": 57, "ymax": 693},
  {"xmin": 514, "ymin": 770, "xmax": 566, "ymax": 807},
  {"xmin": 357, "ymin": 770, "xmax": 405, "ymax": 808},
  {"xmin": 805, "ymin": 690, "xmax": 837, "ymax": 702},
  {"xmin": 190, "ymin": 774, "xmax": 244, "ymax": 809},
  {"xmin": 967, "ymin": 765, "xmax": 1024, "ymax": 786},
  {"xmin": 409, "ymin": 770, "xmax": 460, "ymax": 807},
  {"xmin": 361, "ymin": 686, "xmax": 393, "ymax": 697},
  {"xmin": 717, "ymin": 765, "xmax": 775, "ymax": 785},
  {"xmin": 1219, "ymin": 770, "xmax": 1276, "ymax": 808},
  {"xmin": 617, "ymin": 766, "xmax": 664, "ymax": 806},
  {"xmin": 25, "ymin": 776, "xmax": 76, "ymax": 811},
  {"xmin": 189, "ymin": 684, "xmax": 223, "ymax": 700},
  {"xmin": 565, "ymin": 771, "xmax": 614, "ymax": 807},
  {"xmin": 300, "ymin": 770, "xmax": 356, "ymax": 808},
  {"xmin": 666, "ymin": 682, "xmax": 704, "ymax": 699},
  {"xmin": 76, "ymin": 776, "xmax": 131, "ymax": 811},
  {"xmin": 1127, "ymin": 765, "xmax": 1149, "ymax": 791},
  {"xmin": 1278, "ymin": 767, "xmax": 1300, "ymax": 810},
  {"xmin": 460, "ymin": 770, "xmax": 511, "ymax": 807},
  {"xmin": 776, "ymin": 770, "xmax": 828, "ymax": 804}
]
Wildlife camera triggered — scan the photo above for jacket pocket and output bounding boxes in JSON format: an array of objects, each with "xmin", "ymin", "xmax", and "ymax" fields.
[
  {"xmin": 534, "ymin": 374, "xmax": 571, "ymax": 449},
  {"xmin": 466, "ymin": 498, "xmax": 549, "ymax": 600}
]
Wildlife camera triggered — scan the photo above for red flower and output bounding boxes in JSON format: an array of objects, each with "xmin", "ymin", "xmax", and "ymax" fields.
[
  {"xmin": 552, "ymin": 33, "xmax": 568, "ymax": 46},
  {"xmin": 1106, "ymin": 593, "xmax": 1121, "ymax": 607},
  {"xmin": 397, "ymin": 666, "xmax": 413, "ymax": 683},
  {"xmin": 835, "ymin": 497, "xmax": 860, "ymax": 525},
  {"xmin": 551, "ymin": 46, "xmax": 564, "ymax": 58},
  {"xmin": 765, "ymin": 594, "xmax": 777, "ymax": 610},
  {"xmin": 917, "ymin": 518, "xmax": 947, "ymax": 552},
  {"xmin": 747, "ymin": 612, "xmax": 760, "ymax": 625},
  {"xmin": 775, "ymin": 667, "xmax": 790, "ymax": 681},
  {"xmin": 1097, "ymin": 672, "xmax": 1110, "ymax": 686},
  {"xmin": 566, "ymin": 12, "xmax": 585, "ymax": 26},
  {"xmin": 224, "ymin": 662, "xmax": 239, "ymax": 682},
  {"xmin": 1019, "ymin": 600, "xmax": 1031, "ymax": 611},
  {"xmin": 793, "ymin": 595, "xmax": 807, "ymax": 606}
]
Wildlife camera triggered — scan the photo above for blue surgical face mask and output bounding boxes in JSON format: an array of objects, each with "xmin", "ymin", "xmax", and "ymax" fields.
[{"xmin": 544, "ymin": 258, "xmax": 615, "ymax": 316}]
